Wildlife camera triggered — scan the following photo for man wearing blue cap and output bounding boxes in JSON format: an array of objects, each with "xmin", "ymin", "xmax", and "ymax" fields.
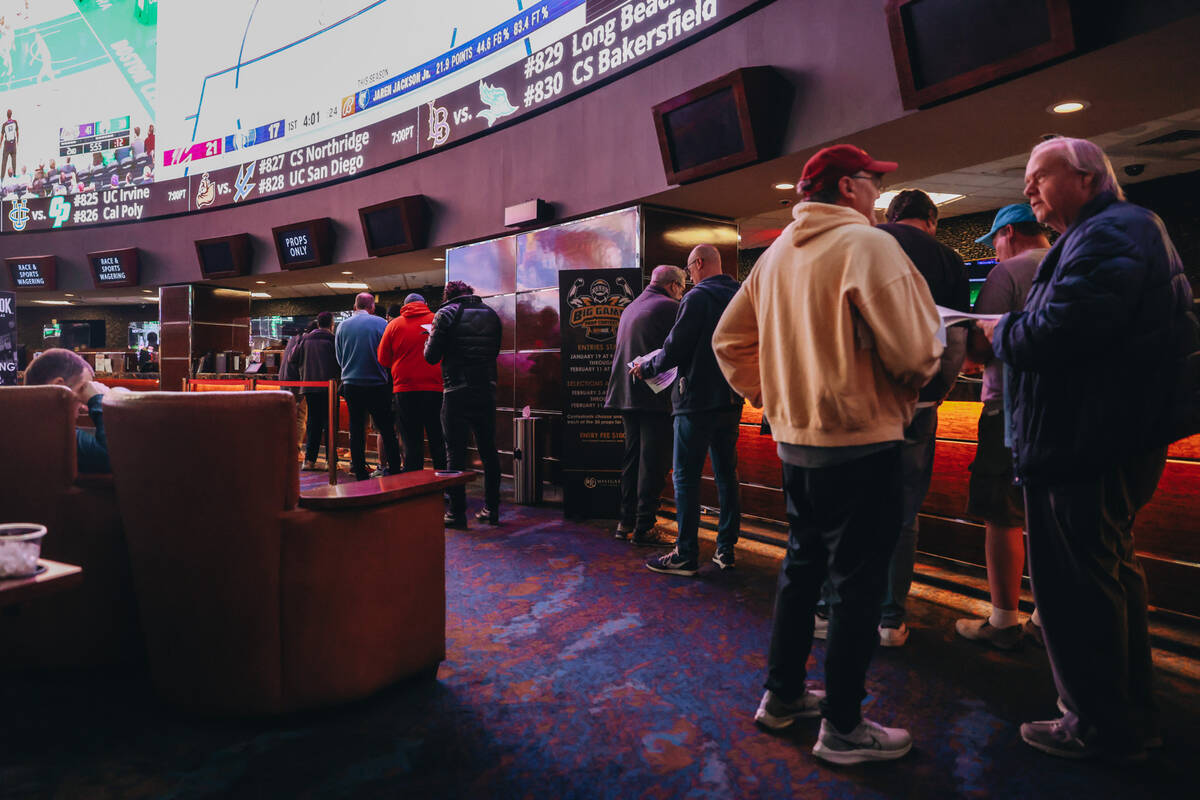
[{"xmin": 957, "ymin": 204, "xmax": 1049, "ymax": 650}]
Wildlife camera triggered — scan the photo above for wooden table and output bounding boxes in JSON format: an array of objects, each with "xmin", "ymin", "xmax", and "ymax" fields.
[
  {"xmin": 299, "ymin": 469, "xmax": 476, "ymax": 510},
  {"xmin": 0, "ymin": 559, "xmax": 83, "ymax": 607}
]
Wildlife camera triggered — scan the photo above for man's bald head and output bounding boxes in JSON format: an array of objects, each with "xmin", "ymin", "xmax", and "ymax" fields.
[
  {"xmin": 686, "ymin": 244, "xmax": 722, "ymax": 283},
  {"xmin": 354, "ymin": 292, "xmax": 376, "ymax": 311}
]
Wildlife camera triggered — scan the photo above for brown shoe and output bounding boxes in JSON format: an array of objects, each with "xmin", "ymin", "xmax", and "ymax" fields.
[{"xmin": 631, "ymin": 529, "xmax": 672, "ymax": 548}]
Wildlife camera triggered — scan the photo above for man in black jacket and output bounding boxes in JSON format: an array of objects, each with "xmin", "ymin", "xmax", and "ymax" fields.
[
  {"xmin": 981, "ymin": 137, "xmax": 1193, "ymax": 761},
  {"xmin": 424, "ymin": 280, "xmax": 503, "ymax": 528},
  {"xmin": 289, "ymin": 312, "xmax": 340, "ymax": 470},
  {"xmin": 605, "ymin": 265, "xmax": 684, "ymax": 545},
  {"xmin": 870, "ymin": 189, "xmax": 969, "ymax": 647},
  {"xmin": 635, "ymin": 246, "xmax": 742, "ymax": 575}
]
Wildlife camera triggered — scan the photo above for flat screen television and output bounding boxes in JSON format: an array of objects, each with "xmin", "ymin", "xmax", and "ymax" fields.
[
  {"xmin": 88, "ymin": 248, "xmax": 140, "ymax": 289},
  {"xmin": 195, "ymin": 233, "xmax": 253, "ymax": 279},
  {"xmin": 358, "ymin": 195, "xmax": 429, "ymax": 257},
  {"xmin": 885, "ymin": 0, "xmax": 1074, "ymax": 109},
  {"xmin": 6, "ymin": 256, "xmax": 56, "ymax": 291},
  {"xmin": 272, "ymin": 218, "xmax": 335, "ymax": 270},
  {"xmin": 652, "ymin": 67, "xmax": 792, "ymax": 186}
]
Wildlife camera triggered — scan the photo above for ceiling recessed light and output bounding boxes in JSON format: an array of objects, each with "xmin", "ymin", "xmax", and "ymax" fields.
[
  {"xmin": 255, "ymin": 280, "xmax": 267, "ymax": 284},
  {"xmin": 63, "ymin": 293, "xmax": 74, "ymax": 297},
  {"xmin": 433, "ymin": 257, "xmax": 445, "ymax": 262},
  {"xmin": 325, "ymin": 281, "xmax": 369, "ymax": 291},
  {"xmin": 143, "ymin": 296, "xmax": 160, "ymax": 302},
  {"xmin": 875, "ymin": 190, "xmax": 964, "ymax": 211},
  {"xmin": 251, "ymin": 292, "xmax": 271, "ymax": 298},
  {"xmin": 34, "ymin": 300, "xmax": 72, "ymax": 305},
  {"xmin": 1049, "ymin": 100, "xmax": 1088, "ymax": 114},
  {"xmin": 341, "ymin": 270, "xmax": 354, "ymax": 275},
  {"xmin": 773, "ymin": 182, "xmax": 795, "ymax": 190},
  {"xmin": 142, "ymin": 289, "xmax": 152, "ymax": 293}
]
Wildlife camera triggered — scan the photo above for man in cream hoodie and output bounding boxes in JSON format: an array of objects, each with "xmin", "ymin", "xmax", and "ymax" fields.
[{"xmin": 713, "ymin": 144, "xmax": 942, "ymax": 765}]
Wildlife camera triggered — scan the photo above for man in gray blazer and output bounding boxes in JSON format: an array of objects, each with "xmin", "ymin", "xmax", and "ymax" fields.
[{"xmin": 605, "ymin": 265, "xmax": 685, "ymax": 545}]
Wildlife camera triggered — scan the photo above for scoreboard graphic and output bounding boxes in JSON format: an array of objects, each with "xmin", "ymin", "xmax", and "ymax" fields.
[{"xmin": 2, "ymin": 0, "xmax": 759, "ymax": 233}]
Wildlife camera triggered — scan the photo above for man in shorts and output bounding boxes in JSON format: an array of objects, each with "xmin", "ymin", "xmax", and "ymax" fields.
[{"xmin": 957, "ymin": 204, "xmax": 1049, "ymax": 649}]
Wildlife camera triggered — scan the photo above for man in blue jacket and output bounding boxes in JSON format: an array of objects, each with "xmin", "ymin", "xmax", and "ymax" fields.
[
  {"xmin": 336, "ymin": 293, "xmax": 402, "ymax": 481},
  {"xmin": 980, "ymin": 137, "xmax": 1193, "ymax": 762},
  {"xmin": 24, "ymin": 348, "xmax": 117, "ymax": 473},
  {"xmin": 635, "ymin": 245, "xmax": 742, "ymax": 576}
]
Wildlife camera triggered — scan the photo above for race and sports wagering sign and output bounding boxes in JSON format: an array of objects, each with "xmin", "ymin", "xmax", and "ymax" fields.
[{"xmin": 1, "ymin": 1, "xmax": 758, "ymax": 234}]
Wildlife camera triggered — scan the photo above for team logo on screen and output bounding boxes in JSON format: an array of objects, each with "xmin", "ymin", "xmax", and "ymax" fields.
[
  {"xmin": 7, "ymin": 199, "xmax": 30, "ymax": 232},
  {"xmin": 342, "ymin": 94, "xmax": 358, "ymax": 118},
  {"xmin": 233, "ymin": 161, "xmax": 256, "ymax": 202},
  {"xmin": 478, "ymin": 81, "xmax": 517, "ymax": 127},
  {"xmin": 566, "ymin": 277, "xmax": 636, "ymax": 342},
  {"xmin": 195, "ymin": 173, "xmax": 216, "ymax": 207},
  {"xmin": 426, "ymin": 101, "xmax": 451, "ymax": 147}
]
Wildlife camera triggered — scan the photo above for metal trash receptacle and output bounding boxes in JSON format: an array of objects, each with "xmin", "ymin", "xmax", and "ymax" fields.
[{"xmin": 513, "ymin": 416, "xmax": 543, "ymax": 505}]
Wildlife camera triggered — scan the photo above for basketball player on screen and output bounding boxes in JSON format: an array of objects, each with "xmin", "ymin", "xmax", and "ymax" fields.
[{"xmin": 1, "ymin": 109, "xmax": 17, "ymax": 180}]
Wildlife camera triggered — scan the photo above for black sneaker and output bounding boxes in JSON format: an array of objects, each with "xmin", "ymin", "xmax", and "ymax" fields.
[
  {"xmin": 754, "ymin": 688, "xmax": 824, "ymax": 730},
  {"xmin": 646, "ymin": 549, "xmax": 698, "ymax": 576},
  {"xmin": 712, "ymin": 549, "xmax": 736, "ymax": 570},
  {"xmin": 443, "ymin": 511, "xmax": 468, "ymax": 530},
  {"xmin": 631, "ymin": 529, "xmax": 671, "ymax": 548},
  {"xmin": 475, "ymin": 507, "xmax": 500, "ymax": 525}
]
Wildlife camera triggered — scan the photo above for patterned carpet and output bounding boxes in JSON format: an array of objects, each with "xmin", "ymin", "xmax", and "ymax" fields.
[{"xmin": 2, "ymin": 495, "xmax": 1197, "ymax": 799}]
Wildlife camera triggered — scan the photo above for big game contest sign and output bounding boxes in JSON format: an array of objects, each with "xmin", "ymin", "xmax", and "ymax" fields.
[{"xmin": 559, "ymin": 268, "xmax": 640, "ymax": 518}]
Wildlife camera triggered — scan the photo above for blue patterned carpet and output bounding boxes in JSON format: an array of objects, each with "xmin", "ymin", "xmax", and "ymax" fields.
[{"xmin": 2, "ymin": 497, "xmax": 1197, "ymax": 798}]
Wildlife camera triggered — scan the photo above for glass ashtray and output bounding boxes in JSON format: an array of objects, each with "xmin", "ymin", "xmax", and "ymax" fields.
[{"xmin": 0, "ymin": 523, "xmax": 47, "ymax": 579}]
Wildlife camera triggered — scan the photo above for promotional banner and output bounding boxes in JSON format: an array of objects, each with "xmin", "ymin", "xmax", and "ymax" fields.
[
  {"xmin": 0, "ymin": 292, "xmax": 17, "ymax": 385},
  {"xmin": 559, "ymin": 267, "xmax": 639, "ymax": 518}
]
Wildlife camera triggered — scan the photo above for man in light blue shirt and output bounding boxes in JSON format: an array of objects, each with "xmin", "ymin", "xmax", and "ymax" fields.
[{"xmin": 335, "ymin": 292, "xmax": 402, "ymax": 480}]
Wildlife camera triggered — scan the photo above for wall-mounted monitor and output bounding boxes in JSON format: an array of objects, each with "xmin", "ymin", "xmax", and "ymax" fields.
[
  {"xmin": 885, "ymin": 0, "xmax": 1075, "ymax": 109},
  {"xmin": 271, "ymin": 218, "xmax": 335, "ymax": 270},
  {"xmin": 652, "ymin": 66, "xmax": 793, "ymax": 186},
  {"xmin": 358, "ymin": 195, "xmax": 430, "ymax": 257},
  {"xmin": 195, "ymin": 233, "xmax": 253, "ymax": 279},
  {"xmin": 6, "ymin": 256, "xmax": 56, "ymax": 291},
  {"xmin": 88, "ymin": 248, "xmax": 140, "ymax": 289}
]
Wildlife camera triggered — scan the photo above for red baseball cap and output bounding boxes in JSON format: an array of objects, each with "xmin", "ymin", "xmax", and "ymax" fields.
[{"xmin": 798, "ymin": 144, "xmax": 898, "ymax": 198}]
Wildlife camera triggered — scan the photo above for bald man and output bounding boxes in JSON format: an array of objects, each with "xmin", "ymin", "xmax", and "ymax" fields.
[
  {"xmin": 334, "ymin": 292, "xmax": 402, "ymax": 480},
  {"xmin": 634, "ymin": 246, "xmax": 743, "ymax": 575}
]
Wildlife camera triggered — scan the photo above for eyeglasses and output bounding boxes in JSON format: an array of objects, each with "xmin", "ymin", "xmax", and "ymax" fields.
[
  {"xmin": 686, "ymin": 258, "xmax": 702, "ymax": 269},
  {"xmin": 848, "ymin": 173, "xmax": 883, "ymax": 190}
]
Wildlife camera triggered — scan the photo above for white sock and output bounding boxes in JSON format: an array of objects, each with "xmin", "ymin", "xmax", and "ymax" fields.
[
  {"xmin": 1030, "ymin": 608, "xmax": 1041, "ymax": 627},
  {"xmin": 989, "ymin": 607, "xmax": 1020, "ymax": 628}
]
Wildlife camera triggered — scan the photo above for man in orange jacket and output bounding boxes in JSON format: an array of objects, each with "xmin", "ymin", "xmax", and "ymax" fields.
[{"xmin": 378, "ymin": 292, "xmax": 446, "ymax": 472}]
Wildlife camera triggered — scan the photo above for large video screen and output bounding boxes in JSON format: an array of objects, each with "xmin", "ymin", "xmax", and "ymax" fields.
[{"xmin": 0, "ymin": 0, "xmax": 760, "ymax": 235}]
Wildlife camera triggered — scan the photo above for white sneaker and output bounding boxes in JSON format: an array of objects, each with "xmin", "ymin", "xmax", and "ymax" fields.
[
  {"xmin": 812, "ymin": 718, "xmax": 913, "ymax": 764},
  {"xmin": 878, "ymin": 622, "xmax": 909, "ymax": 648},
  {"xmin": 754, "ymin": 688, "xmax": 825, "ymax": 730},
  {"xmin": 813, "ymin": 614, "xmax": 829, "ymax": 640}
]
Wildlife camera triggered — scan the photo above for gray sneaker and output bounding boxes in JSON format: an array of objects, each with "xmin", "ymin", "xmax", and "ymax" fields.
[
  {"xmin": 754, "ymin": 688, "xmax": 825, "ymax": 730},
  {"xmin": 812, "ymin": 718, "xmax": 912, "ymax": 765},
  {"xmin": 955, "ymin": 617, "xmax": 1023, "ymax": 650}
]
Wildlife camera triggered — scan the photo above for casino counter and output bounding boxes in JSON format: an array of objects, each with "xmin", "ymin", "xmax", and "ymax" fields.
[{"xmin": 667, "ymin": 378, "xmax": 1200, "ymax": 621}]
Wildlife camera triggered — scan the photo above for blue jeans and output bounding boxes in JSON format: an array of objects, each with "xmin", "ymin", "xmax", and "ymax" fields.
[
  {"xmin": 880, "ymin": 405, "xmax": 938, "ymax": 628},
  {"xmin": 672, "ymin": 410, "xmax": 741, "ymax": 563}
]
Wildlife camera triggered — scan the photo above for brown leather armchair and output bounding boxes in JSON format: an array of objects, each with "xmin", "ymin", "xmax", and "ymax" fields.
[
  {"xmin": 103, "ymin": 390, "xmax": 451, "ymax": 715},
  {"xmin": 0, "ymin": 385, "xmax": 140, "ymax": 668}
]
